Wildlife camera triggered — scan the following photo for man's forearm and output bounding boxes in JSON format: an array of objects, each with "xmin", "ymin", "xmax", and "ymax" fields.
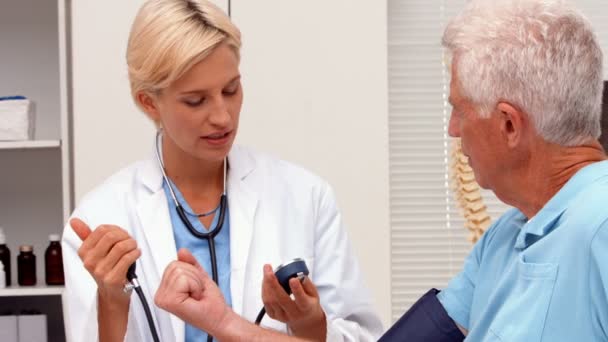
[{"xmin": 214, "ymin": 310, "xmax": 309, "ymax": 342}]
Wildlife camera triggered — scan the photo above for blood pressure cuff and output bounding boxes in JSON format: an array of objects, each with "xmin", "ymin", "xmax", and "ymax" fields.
[{"xmin": 378, "ymin": 288, "xmax": 465, "ymax": 342}]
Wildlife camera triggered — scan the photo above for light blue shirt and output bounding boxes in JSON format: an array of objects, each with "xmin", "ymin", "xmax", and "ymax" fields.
[
  {"xmin": 438, "ymin": 161, "xmax": 608, "ymax": 341},
  {"xmin": 163, "ymin": 181, "xmax": 232, "ymax": 342}
]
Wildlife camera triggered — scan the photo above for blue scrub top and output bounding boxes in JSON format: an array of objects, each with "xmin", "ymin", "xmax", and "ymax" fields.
[
  {"xmin": 438, "ymin": 161, "xmax": 608, "ymax": 341},
  {"xmin": 163, "ymin": 180, "xmax": 232, "ymax": 342}
]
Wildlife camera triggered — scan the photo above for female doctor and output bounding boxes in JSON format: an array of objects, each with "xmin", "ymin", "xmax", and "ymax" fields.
[{"xmin": 61, "ymin": 0, "xmax": 383, "ymax": 341}]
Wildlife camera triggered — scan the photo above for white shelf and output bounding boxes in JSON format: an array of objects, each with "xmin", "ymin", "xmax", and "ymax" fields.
[
  {"xmin": 0, "ymin": 285, "xmax": 64, "ymax": 297},
  {"xmin": 0, "ymin": 140, "xmax": 61, "ymax": 150}
]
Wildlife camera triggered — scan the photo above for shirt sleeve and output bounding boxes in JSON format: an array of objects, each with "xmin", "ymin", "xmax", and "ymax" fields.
[
  {"xmin": 436, "ymin": 211, "xmax": 511, "ymax": 331},
  {"xmin": 589, "ymin": 220, "xmax": 608, "ymax": 339},
  {"xmin": 436, "ymin": 243, "xmax": 481, "ymax": 330}
]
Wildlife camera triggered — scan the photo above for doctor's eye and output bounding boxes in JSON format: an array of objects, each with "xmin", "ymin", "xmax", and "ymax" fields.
[
  {"xmin": 223, "ymin": 85, "xmax": 239, "ymax": 96},
  {"xmin": 183, "ymin": 97, "xmax": 206, "ymax": 107}
]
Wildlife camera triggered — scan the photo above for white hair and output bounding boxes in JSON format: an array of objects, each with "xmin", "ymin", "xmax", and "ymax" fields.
[{"xmin": 443, "ymin": 0, "xmax": 604, "ymax": 146}]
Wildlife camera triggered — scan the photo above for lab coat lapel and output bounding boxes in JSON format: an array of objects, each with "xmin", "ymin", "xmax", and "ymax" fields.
[
  {"xmin": 227, "ymin": 146, "xmax": 259, "ymax": 315},
  {"xmin": 135, "ymin": 159, "xmax": 185, "ymax": 342}
]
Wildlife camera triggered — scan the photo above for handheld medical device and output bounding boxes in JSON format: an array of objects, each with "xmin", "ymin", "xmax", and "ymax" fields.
[{"xmin": 254, "ymin": 258, "xmax": 310, "ymax": 325}]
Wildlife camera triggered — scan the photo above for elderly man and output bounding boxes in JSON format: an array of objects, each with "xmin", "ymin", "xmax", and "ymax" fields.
[
  {"xmin": 154, "ymin": 0, "xmax": 608, "ymax": 341},
  {"xmin": 436, "ymin": 0, "xmax": 607, "ymax": 341}
]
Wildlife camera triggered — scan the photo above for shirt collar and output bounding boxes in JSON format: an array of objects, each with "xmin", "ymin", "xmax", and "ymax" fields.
[{"xmin": 515, "ymin": 160, "xmax": 608, "ymax": 249}]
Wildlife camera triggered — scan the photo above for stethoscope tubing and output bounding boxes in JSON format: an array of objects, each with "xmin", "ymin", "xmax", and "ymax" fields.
[{"xmin": 154, "ymin": 130, "xmax": 227, "ymax": 342}]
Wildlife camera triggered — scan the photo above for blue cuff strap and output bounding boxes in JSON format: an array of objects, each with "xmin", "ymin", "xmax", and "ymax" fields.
[{"xmin": 378, "ymin": 288, "xmax": 465, "ymax": 342}]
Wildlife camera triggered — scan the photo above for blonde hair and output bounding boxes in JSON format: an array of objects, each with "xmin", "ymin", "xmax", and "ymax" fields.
[{"xmin": 127, "ymin": 0, "xmax": 241, "ymax": 111}]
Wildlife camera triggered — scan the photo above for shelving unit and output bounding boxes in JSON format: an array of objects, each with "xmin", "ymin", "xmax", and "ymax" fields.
[
  {"xmin": 0, "ymin": 140, "xmax": 61, "ymax": 150},
  {"xmin": 0, "ymin": 0, "xmax": 71, "ymax": 341},
  {"xmin": 0, "ymin": 285, "xmax": 65, "ymax": 298}
]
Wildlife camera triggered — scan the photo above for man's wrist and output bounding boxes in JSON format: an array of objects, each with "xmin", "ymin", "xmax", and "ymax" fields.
[
  {"xmin": 288, "ymin": 311, "xmax": 327, "ymax": 342},
  {"xmin": 208, "ymin": 308, "xmax": 239, "ymax": 340}
]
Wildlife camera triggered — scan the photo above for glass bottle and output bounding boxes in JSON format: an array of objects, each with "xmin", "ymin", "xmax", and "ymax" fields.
[
  {"xmin": 0, "ymin": 228, "xmax": 11, "ymax": 286},
  {"xmin": 45, "ymin": 234, "xmax": 64, "ymax": 285},
  {"xmin": 0, "ymin": 261, "xmax": 5, "ymax": 288},
  {"xmin": 17, "ymin": 245, "xmax": 36, "ymax": 286}
]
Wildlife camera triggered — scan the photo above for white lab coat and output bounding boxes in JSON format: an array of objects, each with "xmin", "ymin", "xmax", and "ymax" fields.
[{"xmin": 62, "ymin": 145, "xmax": 384, "ymax": 342}]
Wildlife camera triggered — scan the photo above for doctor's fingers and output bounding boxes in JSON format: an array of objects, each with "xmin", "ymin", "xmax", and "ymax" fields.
[
  {"xmin": 81, "ymin": 232, "xmax": 134, "ymax": 273},
  {"xmin": 90, "ymin": 239, "xmax": 138, "ymax": 278},
  {"xmin": 98, "ymin": 248, "xmax": 141, "ymax": 288},
  {"xmin": 78, "ymin": 225, "xmax": 131, "ymax": 260},
  {"xmin": 262, "ymin": 266, "xmax": 301, "ymax": 317},
  {"xmin": 290, "ymin": 277, "xmax": 320, "ymax": 312},
  {"xmin": 265, "ymin": 305, "xmax": 289, "ymax": 322},
  {"xmin": 69, "ymin": 218, "xmax": 92, "ymax": 241}
]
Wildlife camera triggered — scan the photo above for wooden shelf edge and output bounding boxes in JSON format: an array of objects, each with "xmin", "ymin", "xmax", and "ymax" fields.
[
  {"xmin": 0, "ymin": 140, "xmax": 61, "ymax": 150},
  {"xmin": 0, "ymin": 285, "xmax": 65, "ymax": 297}
]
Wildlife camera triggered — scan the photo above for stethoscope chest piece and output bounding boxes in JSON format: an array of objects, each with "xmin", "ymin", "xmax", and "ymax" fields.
[
  {"xmin": 274, "ymin": 258, "xmax": 310, "ymax": 294},
  {"xmin": 254, "ymin": 258, "xmax": 310, "ymax": 325}
]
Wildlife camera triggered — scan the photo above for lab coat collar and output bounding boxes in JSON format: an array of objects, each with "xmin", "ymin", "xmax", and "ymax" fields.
[
  {"xmin": 138, "ymin": 144, "xmax": 257, "ymax": 193},
  {"xmin": 226, "ymin": 145, "xmax": 259, "ymax": 314},
  {"xmin": 135, "ymin": 189, "xmax": 182, "ymax": 341},
  {"xmin": 515, "ymin": 160, "xmax": 608, "ymax": 249}
]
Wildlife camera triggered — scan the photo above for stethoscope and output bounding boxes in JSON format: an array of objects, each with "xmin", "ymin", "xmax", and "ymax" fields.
[
  {"xmin": 155, "ymin": 129, "xmax": 227, "ymax": 342},
  {"xmin": 127, "ymin": 131, "xmax": 309, "ymax": 342},
  {"xmin": 154, "ymin": 129, "xmax": 227, "ymax": 287}
]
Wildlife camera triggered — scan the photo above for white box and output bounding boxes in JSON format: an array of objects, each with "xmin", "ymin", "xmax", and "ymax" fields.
[
  {"xmin": 17, "ymin": 314, "xmax": 47, "ymax": 342},
  {"xmin": 0, "ymin": 99, "xmax": 36, "ymax": 141},
  {"xmin": 0, "ymin": 315, "xmax": 18, "ymax": 342}
]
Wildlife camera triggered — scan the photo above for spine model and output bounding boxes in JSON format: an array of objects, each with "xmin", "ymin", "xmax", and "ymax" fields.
[{"xmin": 450, "ymin": 139, "xmax": 492, "ymax": 243}]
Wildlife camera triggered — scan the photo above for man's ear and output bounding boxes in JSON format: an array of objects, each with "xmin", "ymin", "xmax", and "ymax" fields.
[
  {"xmin": 496, "ymin": 101, "xmax": 527, "ymax": 149},
  {"xmin": 137, "ymin": 91, "xmax": 161, "ymax": 123}
]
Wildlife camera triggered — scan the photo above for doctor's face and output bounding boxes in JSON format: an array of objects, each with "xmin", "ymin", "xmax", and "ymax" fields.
[{"xmin": 151, "ymin": 43, "xmax": 243, "ymax": 163}]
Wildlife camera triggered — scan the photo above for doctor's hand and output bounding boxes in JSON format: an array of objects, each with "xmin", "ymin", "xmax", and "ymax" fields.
[
  {"xmin": 70, "ymin": 218, "xmax": 141, "ymax": 304},
  {"xmin": 155, "ymin": 248, "xmax": 231, "ymax": 336},
  {"xmin": 262, "ymin": 264, "xmax": 327, "ymax": 342}
]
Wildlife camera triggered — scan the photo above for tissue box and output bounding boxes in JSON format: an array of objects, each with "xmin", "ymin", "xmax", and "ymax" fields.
[
  {"xmin": 0, "ymin": 96, "xmax": 36, "ymax": 141},
  {"xmin": 17, "ymin": 314, "xmax": 47, "ymax": 342},
  {"xmin": 0, "ymin": 315, "xmax": 18, "ymax": 342}
]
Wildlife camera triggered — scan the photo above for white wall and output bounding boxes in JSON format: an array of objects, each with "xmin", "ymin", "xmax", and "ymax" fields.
[
  {"xmin": 71, "ymin": 0, "xmax": 391, "ymax": 326},
  {"xmin": 71, "ymin": 0, "xmax": 155, "ymax": 199},
  {"xmin": 230, "ymin": 1, "xmax": 390, "ymax": 325}
]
